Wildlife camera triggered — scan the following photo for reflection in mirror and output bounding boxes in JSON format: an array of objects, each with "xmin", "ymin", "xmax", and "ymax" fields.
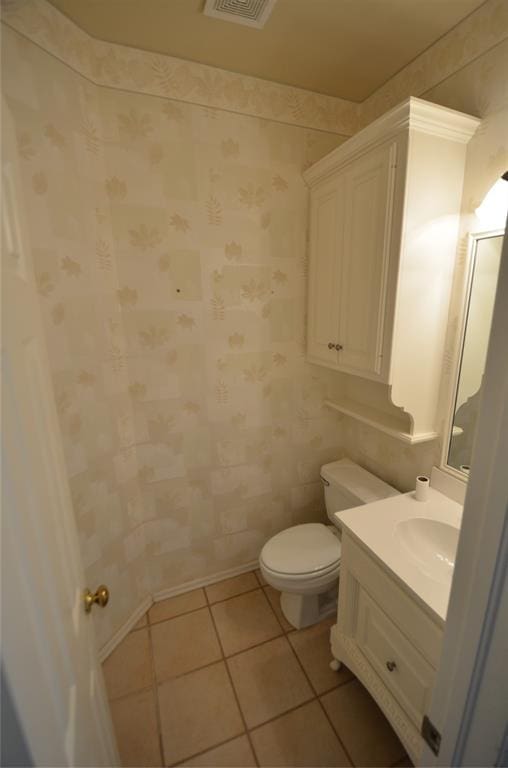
[{"xmin": 447, "ymin": 233, "xmax": 503, "ymax": 473}]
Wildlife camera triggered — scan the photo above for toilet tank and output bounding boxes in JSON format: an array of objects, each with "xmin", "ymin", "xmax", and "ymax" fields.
[{"xmin": 320, "ymin": 458, "xmax": 399, "ymax": 525}]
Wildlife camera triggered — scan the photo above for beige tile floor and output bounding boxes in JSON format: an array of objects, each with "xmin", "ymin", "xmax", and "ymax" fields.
[{"xmin": 103, "ymin": 570, "xmax": 412, "ymax": 767}]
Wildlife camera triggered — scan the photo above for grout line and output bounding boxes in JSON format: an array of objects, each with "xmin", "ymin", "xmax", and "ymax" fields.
[
  {"xmin": 258, "ymin": 587, "xmax": 291, "ymax": 638},
  {"xmin": 131, "ymin": 632, "xmax": 288, "ymax": 690},
  {"xmin": 106, "ymin": 644, "xmax": 353, "ymax": 705},
  {"xmin": 109, "ymin": 634, "xmax": 288, "ymax": 702},
  {"xmin": 169, "ymin": 733, "xmax": 247, "ymax": 768},
  {"xmin": 115, "ymin": 582, "xmax": 287, "ymax": 694},
  {"xmin": 315, "ymin": 676, "xmax": 356, "ymax": 696},
  {"xmin": 155, "ymin": 656, "xmax": 225, "ymax": 688},
  {"xmin": 223, "ymin": 631, "xmax": 285, "ymax": 662},
  {"xmin": 204, "ymin": 584, "xmax": 260, "ymax": 768},
  {"xmin": 148, "ymin": 602, "xmax": 209, "ymax": 628},
  {"xmin": 207, "ymin": 584, "xmax": 264, "ymax": 607},
  {"xmin": 146, "ymin": 584, "xmax": 270, "ymax": 634},
  {"xmin": 246, "ymin": 692, "xmax": 317, "ymax": 733},
  {"xmin": 146, "ymin": 621, "xmax": 166, "ymax": 767},
  {"xmin": 254, "ymin": 569, "xmax": 266, "ymax": 587},
  {"xmin": 105, "ymin": 569, "xmax": 405, "ymax": 767},
  {"xmin": 107, "ymin": 680, "xmax": 157, "ymax": 704},
  {"xmin": 262, "ymin": 587, "xmax": 296, "ymax": 635},
  {"xmin": 317, "ymin": 685, "xmax": 356, "ymax": 767},
  {"xmin": 262, "ymin": 593, "xmax": 357, "ymax": 766},
  {"xmin": 147, "ymin": 583, "xmax": 267, "ymax": 631}
]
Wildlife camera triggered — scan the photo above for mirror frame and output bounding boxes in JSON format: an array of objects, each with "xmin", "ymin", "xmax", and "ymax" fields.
[{"xmin": 441, "ymin": 228, "xmax": 505, "ymax": 481}]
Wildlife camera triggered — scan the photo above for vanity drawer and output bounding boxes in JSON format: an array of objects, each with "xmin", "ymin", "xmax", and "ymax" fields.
[
  {"xmin": 342, "ymin": 535, "xmax": 443, "ymax": 667},
  {"xmin": 356, "ymin": 587, "xmax": 435, "ymax": 728}
]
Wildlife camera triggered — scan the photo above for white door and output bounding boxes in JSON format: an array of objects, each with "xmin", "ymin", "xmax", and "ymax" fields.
[
  {"xmin": 1, "ymin": 101, "xmax": 118, "ymax": 766},
  {"xmin": 337, "ymin": 141, "xmax": 396, "ymax": 379},
  {"xmin": 307, "ymin": 175, "xmax": 344, "ymax": 366}
]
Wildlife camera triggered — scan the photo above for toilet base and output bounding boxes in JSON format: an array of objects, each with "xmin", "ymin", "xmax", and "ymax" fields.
[{"xmin": 280, "ymin": 584, "xmax": 338, "ymax": 629}]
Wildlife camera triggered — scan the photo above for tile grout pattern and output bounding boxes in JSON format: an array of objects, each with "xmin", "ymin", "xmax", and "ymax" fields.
[
  {"xmin": 204, "ymin": 575, "xmax": 260, "ymax": 768},
  {"xmin": 104, "ymin": 570, "xmax": 411, "ymax": 767},
  {"xmin": 251, "ymin": 573, "xmax": 353, "ymax": 766},
  {"xmin": 146, "ymin": 619, "xmax": 166, "ymax": 766}
]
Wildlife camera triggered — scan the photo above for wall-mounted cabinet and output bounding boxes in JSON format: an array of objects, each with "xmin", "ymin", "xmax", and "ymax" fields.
[
  {"xmin": 308, "ymin": 140, "xmax": 396, "ymax": 380},
  {"xmin": 304, "ymin": 98, "xmax": 479, "ymax": 443}
]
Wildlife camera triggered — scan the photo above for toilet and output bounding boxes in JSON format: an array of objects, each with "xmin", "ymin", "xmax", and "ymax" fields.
[{"xmin": 259, "ymin": 458, "xmax": 399, "ymax": 629}]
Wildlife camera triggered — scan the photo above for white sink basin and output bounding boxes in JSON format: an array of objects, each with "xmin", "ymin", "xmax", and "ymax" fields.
[{"xmin": 396, "ymin": 518, "xmax": 459, "ymax": 585}]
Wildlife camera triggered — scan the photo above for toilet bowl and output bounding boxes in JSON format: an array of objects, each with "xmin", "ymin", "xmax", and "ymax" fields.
[
  {"xmin": 260, "ymin": 523, "xmax": 341, "ymax": 628},
  {"xmin": 259, "ymin": 459, "xmax": 399, "ymax": 629}
]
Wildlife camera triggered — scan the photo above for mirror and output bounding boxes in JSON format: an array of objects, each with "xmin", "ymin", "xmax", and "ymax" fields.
[{"xmin": 447, "ymin": 231, "xmax": 504, "ymax": 474}]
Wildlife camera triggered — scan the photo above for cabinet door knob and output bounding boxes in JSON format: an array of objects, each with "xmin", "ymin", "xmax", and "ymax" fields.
[
  {"xmin": 328, "ymin": 342, "xmax": 335, "ymax": 349},
  {"xmin": 386, "ymin": 660, "xmax": 397, "ymax": 672},
  {"xmin": 335, "ymin": 343, "xmax": 343, "ymax": 351}
]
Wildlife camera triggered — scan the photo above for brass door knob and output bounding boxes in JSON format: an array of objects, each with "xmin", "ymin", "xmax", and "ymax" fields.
[
  {"xmin": 335, "ymin": 343, "xmax": 343, "ymax": 351},
  {"xmin": 328, "ymin": 342, "xmax": 335, "ymax": 349},
  {"xmin": 84, "ymin": 585, "xmax": 110, "ymax": 613}
]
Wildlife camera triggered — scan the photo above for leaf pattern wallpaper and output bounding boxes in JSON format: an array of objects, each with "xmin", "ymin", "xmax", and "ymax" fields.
[{"xmin": 2, "ymin": 0, "xmax": 507, "ymax": 652}]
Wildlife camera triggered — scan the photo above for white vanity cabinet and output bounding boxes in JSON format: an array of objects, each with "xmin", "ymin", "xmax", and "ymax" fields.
[
  {"xmin": 331, "ymin": 533, "xmax": 444, "ymax": 764},
  {"xmin": 304, "ymin": 98, "xmax": 480, "ymax": 442}
]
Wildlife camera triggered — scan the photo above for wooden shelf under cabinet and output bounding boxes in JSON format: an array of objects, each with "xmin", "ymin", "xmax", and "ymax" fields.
[{"xmin": 324, "ymin": 399, "xmax": 439, "ymax": 445}]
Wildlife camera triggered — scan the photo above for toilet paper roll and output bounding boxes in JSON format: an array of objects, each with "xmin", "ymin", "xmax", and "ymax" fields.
[{"xmin": 415, "ymin": 475, "xmax": 430, "ymax": 502}]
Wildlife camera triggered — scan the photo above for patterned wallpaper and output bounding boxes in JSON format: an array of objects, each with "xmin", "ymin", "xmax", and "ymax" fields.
[
  {"xmin": 360, "ymin": 0, "xmax": 508, "ymax": 126},
  {"xmin": 99, "ymin": 83, "xmax": 345, "ymax": 601},
  {"xmin": 2, "ymin": 0, "xmax": 507, "ymax": 650},
  {"xmin": 1, "ymin": 18, "xmax": 344, "ymax": 649},
  {"xmin": 1, "ymin": 0, "xmax": 359, "ymax": 136},
  {"xmin": 1, "ymin": 29, "xmax": 150, "ymax": 646}
]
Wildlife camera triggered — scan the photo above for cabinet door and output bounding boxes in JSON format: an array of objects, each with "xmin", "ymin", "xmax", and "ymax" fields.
[
  {"xmin": 337, "ymin": 142, "xmax": 397, "ymax": 379},
  {"xmin": 356, "ymin": 588, "xmax": 435, "ymax": 729},
  {"xmin": 307, "ymin": 176, "xmax": 344, "ymax": 367}
]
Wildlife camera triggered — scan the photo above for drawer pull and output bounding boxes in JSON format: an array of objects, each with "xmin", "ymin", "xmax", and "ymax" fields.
[{"xmin": 386, "ymin": 660, "xmax": 397, "ymax": 672}]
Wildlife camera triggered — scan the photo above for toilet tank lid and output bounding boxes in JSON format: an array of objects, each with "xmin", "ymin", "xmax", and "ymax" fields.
[{"xmin": 321, "ymin": 458, "xmax": 399, "ymax": 504}]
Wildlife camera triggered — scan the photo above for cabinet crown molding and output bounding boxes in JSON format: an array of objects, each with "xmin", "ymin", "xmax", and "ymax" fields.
[
  {"xmin": 304, "ymin": 97, "xmax": 480, "ymax": 188},
  {"xmin": 305, "ymin": 95, "xmax": 479, "ymax": 442}
]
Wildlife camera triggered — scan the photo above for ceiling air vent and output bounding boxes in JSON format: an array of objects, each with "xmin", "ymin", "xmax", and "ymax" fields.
[{"xmin": 203, "ymin": 0, "xmax": 277, "ymax": 29}]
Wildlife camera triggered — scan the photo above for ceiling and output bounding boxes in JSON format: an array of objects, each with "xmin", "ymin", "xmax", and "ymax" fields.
[{"xmin": 47, "ymin": 0, "xmax": 486, "ymax": 102}]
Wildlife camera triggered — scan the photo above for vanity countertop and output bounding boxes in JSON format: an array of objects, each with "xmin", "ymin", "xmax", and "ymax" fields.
[{"xmin": 334, "ymin": 487, "xmax": 463, "ymax": 625}]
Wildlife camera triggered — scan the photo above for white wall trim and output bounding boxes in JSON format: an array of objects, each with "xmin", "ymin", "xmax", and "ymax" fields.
[
  {"xmin": 98, "ymin": 595, "xmax": 153, "ymax": 663},
  {"xmin": 152, "ymin": 559, "xmax": 259, "ymax": 604},
  {"xmin": 98, "ymin": 559, "xmax": 259, "ymax": 662}
]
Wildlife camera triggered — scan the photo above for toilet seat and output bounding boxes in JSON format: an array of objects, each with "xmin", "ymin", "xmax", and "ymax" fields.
[
  {"xmin": 260, "ymin": 523, "xmax": 341, "ymax": 577},
  {"xmin": 260, "ymin": 558, "xmax": 340, "ymax": 582}
]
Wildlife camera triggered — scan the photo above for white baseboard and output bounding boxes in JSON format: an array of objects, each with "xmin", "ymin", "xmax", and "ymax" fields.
[
  {"xmin": 152, "ymin": 559, "xmax": 259, "ymax": 603},
  {"xmin": 98, "ymin": 594, "xmax": 153, "ymax": 663},
  {"xmin": 98, "ymin": 559, "xmax": 259, "ymax": 662}
]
